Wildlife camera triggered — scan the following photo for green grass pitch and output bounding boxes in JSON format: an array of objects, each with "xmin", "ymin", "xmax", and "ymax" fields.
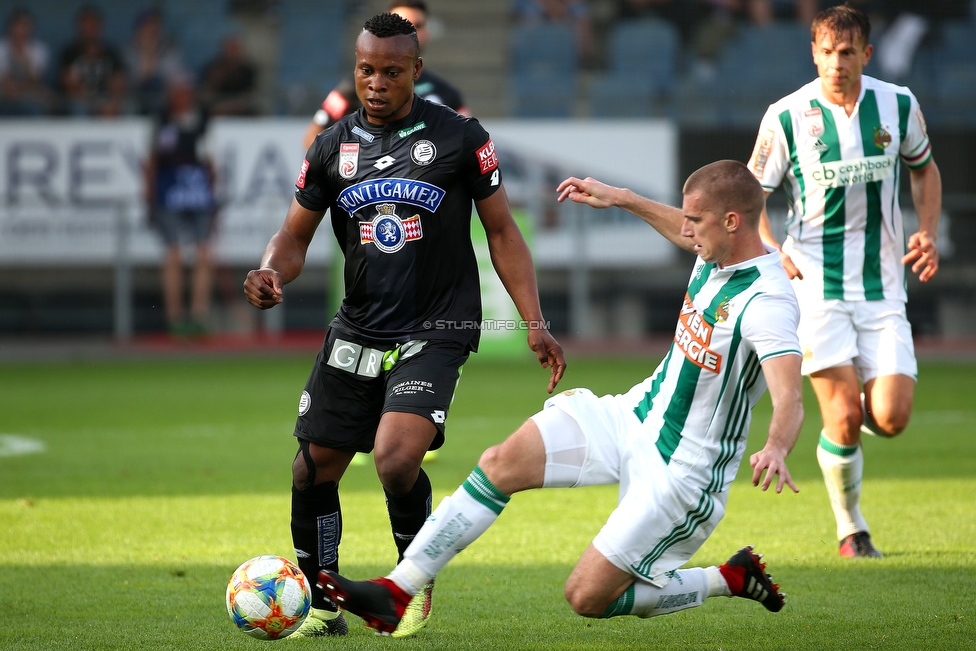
[{"xmin": 1, "ymin": 352, "xmax": 974, "ymax": 650}]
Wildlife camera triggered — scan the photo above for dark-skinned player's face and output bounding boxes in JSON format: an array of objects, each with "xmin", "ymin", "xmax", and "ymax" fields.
[{"xmin": 354, "ymin": 31, "xmax": 422, "ymax": 125}]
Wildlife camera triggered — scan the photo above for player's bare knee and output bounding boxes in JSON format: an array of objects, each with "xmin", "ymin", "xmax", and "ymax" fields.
[
  {"xmin": 477, "ymin": 444, "xmax": 511, "ymax": 487},
  {"xmin": 477, "ymin": 444, "xmax": 499, "ymax": 471},
  {"xmin": 375, "ymin": 455, "xmax": 419, "ymax": 495},
  {"xmin": 837, "ymin": 403, "xmax": 863, "ymax": 438},
  {"xmin": 563, "ymin": 582, "xmax": 606, "ymax": 618},
  {"xmin": 872, "ymin": 410, "xmax": 909, "ymax": 437}
]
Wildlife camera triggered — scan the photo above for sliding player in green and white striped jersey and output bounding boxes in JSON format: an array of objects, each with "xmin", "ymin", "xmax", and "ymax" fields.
[
  {"xmin": 316, "ymin": 161, "xmax": 806, "ymax": 633},
  {"xmin": 748, "ymin": 5, "xmax": 942, "ymax": 558}
]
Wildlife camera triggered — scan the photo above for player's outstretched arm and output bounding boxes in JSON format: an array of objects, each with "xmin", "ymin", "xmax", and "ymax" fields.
[
  {"xmin": 476, "ymin": 186, "xmax": 566, "ymax": 392},
  {"xmin": 750, "ymin": 353, "xmax": 803, "ymax": 494},
  {"xmin": 903, "ymin": 160, "xmax": 942, "ymax": 283},
  {"xmin": 243, "ymin": 198, "xmax": 325, "ymax": 309},
  {"xmin": 556, "ymin": 176, "xmax": 690, "ymax": 252}
]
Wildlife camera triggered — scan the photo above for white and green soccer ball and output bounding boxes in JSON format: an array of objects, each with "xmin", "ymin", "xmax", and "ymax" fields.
[{"xmin": 226, "ymin": 555, "xmax": 312, "ymax": 640}]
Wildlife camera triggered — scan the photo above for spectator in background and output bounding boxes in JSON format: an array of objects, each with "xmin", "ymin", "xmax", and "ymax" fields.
[
  {"xmin": 199, "ymin": 34, "xmax": 258, "ymax": 116},
  {"xmin": 124, "ymin": 9, "xmax": 185, "ymax": 116},
  {"xmin": 694, "ymin": 1, "xmax": 758, "ymax": 58},
  {"xmin": 616, "ymin": 0, "xmax": 816, "ymax": 40},
  {"xmin": 0, "ymin": 8, "xmax": 52, "ymax": 116},
  {"xmin": 146, "ymin": 75, "xmax": 217, "ymax": 336},
  {"xmin": 872, "ymin": 0, "xmax": 973, "ymax": 81},
  {"xmin": 514, "ymin": 0, "xmax": 598, "ymax": 68},
  {"xmin": 615, "ymin": 0, "xmax": 702, "ymax": 45},
  {"xmin": 58, "ymin": 4, "xmax": 127, "ymax": 116},
  {"xmin": 681, "ymin": 0, "xmax": 810, "ymax": 80},
  {"xmin": 749, "ymin": 0, "xmax": 819, "ymax": 26}
]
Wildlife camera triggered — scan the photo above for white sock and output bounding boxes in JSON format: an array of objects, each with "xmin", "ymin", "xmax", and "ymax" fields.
[
  {"xmin": 608, "ymin": 568, "xmax": 709, "ymax": 619},
  {"xmin": 705, "ymin": 565, "xmax": 731, "ymax": 597},
  {"xmin": 817, "ymin": 430, "xmax": 869, "ymax": 539},
  {"xmin": 387, "ymin": 466, "xmax": 509, "ymax": 595}
]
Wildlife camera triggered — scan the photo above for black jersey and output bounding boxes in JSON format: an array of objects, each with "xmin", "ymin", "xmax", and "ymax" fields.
[
  {"xmin": 295, "ymin": 95, "xmax": 502, "ymax": 351},
  {"xmin": 316, "ymin": 69, "xmax": 466, "ymax": 128}
]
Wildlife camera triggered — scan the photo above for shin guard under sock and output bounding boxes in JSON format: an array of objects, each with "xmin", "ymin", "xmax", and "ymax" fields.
[
  {"xmin": 385, "ymin": 468, "xmax": 433, "ymax": 563},
  {"xmin": 291, "ymin": 480, "xmax": 341, "ymax": 610}
]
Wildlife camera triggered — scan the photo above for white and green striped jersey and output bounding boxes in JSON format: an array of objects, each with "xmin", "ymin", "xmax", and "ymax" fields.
[
  {"xmin": 749, "ymin": 75, "xmax": 932, "ymax": 302},
  {"xmin": 620, "ymin": 249, "xmax": 800, "ymax": 494}
]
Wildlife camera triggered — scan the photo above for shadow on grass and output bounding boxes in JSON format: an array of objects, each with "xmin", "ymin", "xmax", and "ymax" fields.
[{"xmin": 1, "ymin": 562, "xmax": 972, "ymax": 651}]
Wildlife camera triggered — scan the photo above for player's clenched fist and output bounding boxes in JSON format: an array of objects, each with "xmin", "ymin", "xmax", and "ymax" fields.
[{"xmin": 243, "ymin": 268, "xmax": 284, "ymax": 309}]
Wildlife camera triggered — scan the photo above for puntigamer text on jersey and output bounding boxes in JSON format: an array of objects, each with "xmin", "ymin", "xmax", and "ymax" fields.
[{"xmin": 337, "ymin": 178, "xmax": 446, "ymax": 216}]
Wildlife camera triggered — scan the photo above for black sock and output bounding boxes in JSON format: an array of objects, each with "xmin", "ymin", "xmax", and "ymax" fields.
[
  {"xmin": 385, "ymin": 468, "xmax": 433, "ymax": 562},
  {"xmin": 291, "ymin": 480, "xmax": 341, "ymax": 610}
]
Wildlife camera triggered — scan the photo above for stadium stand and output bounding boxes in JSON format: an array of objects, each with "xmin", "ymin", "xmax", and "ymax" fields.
[
  {"xmin": 931, "ymin": 20, "xmax": 976, "ymax": 126},
  {"xmin": 275, "ymin": 0, "xmax": 344, "ymax": 115},
  {"xmin": 675, "ymin": 21, "xmax": 813, "ymax": 126},
  {"xmin": 4, "ymin": 2, "xmax": 974, "ymax": 124},
  {"xmin": 510, "ymin": 22, "xmax": 577, "ymax": 117},
  {"xmin": 28, "ymin": 0, "xmax": 172, "ymax": 64},
  {"xmin": 165, "ymin": 0, "xmax": 234, "ymax": 78},
  {"xmin": 587, "ymin": 18, "xmax": 679, "ymax": 117}
]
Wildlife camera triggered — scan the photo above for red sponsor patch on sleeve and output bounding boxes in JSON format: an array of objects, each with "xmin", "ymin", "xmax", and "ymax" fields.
[
  {"xmin": 323, "ymin": 90, "xmax": 349, "ymax": 121},
  {"xmin": 296, "ymin": 158, "xmax": 310, "ymax": 189},
  {"xmin": 476, "ymin": 139, "xmax": 498, "ymax": 175}
]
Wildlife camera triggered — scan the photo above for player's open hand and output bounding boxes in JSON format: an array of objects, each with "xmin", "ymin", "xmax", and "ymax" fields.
[
  {"xmin": 527, "ymin": 328, "xmax": 567, "ymax": 393},
  {"xmin": 778, "ymin": 250, "xmax": 803, "ymax": 280},
  {"xmin": 243, "ymin": 268, "xmax": 284, "ymax": 309},
  {"xmin": 902, "ymin": 230, "xmax": 939, "ymax": 282},
  {"xmin": 556, "ymin": 177, "xmax": 618, "ymax": 210},
  {"xmin": 749, "ymin": 446, "xmax": 798, "ymax": 494}
]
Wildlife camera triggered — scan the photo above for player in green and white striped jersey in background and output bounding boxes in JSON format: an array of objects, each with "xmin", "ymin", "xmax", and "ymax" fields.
[{"xmin": 748, "ymin": 5, "xmax": 942, "ymax": 558}]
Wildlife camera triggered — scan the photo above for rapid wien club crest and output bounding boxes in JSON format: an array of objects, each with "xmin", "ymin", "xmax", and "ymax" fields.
[
  {"xmin": 360, "ymin": 203, "xmax": 423, "ymax": 253},
  {"xmin": 714, "ymin": 298, "xmax": 731, "ymax": 323},
  {"xmin": 873, "ymin": 125, "xmax": 892, "ymax": 150}
]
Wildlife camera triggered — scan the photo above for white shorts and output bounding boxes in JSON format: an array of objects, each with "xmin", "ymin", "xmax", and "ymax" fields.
[
  {"xmin": 797, "ymin": 298, "xmax": 917, "ymax": 382},
  {"xmin": 531, "ymin": 388, "xmax": 727, "ymax": 587}
]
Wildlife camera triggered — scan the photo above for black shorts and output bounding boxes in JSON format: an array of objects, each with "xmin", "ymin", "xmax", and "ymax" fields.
[{"xmin": 293, "ymin": 328, "xmax": 469, "ymax": 453}]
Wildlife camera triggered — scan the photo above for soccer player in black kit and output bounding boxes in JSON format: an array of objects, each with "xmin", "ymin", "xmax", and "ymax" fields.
[
  {"xmin": 243, "ymin": 12, "xmax": 565, "ymax": 639},
  {"xmin": 301, "ymin": 0, "xmax": 469, "ymax": 151}
]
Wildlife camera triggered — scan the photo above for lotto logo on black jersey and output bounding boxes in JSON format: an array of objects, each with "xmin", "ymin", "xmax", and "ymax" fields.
[{"xmin": 476, "ymin": 139, "xmax": 498, "ymax": 174}]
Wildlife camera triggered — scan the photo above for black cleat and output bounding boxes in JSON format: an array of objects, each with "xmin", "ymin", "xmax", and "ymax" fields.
[
  {"xmin": 317, "ymin": 571, "xmax": 411, "ymax": 635},
  {"xmin": 720, "ymin": 546, "xmax": 785, "ymax": 613},
  {"xmin": 839, "ymin": 531, "xmax": 883, "ymax": 558}
]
